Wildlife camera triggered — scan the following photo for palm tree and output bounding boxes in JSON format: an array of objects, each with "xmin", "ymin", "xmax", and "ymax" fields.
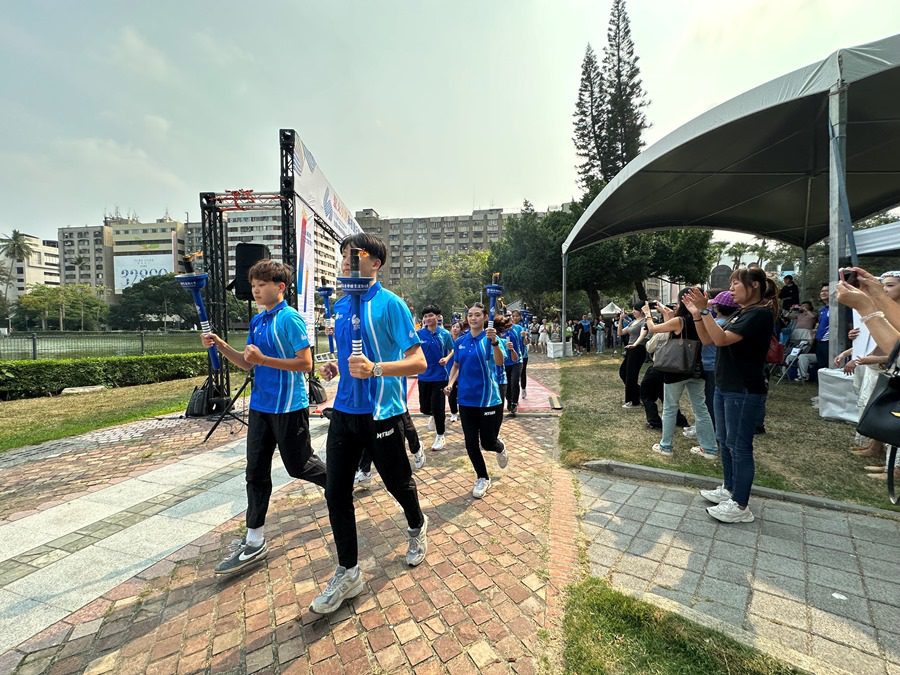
[
  {"xmin": 749, "ymin": 238, "xmax": 772, "ymax": 268},
  {"xmin": 725, "ymin": 242, "xmax": 751, "ymax": 270},
  {"xmin": 0, "ymin": 230, "xmax": 35, "ymax": 303},
  {"xmin": 709, "ymin": 241, "xmax": 729, "ymax": 267}
]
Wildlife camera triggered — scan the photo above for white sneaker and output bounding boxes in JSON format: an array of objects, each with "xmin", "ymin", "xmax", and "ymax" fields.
[
  {"xmin": 449, "ymin": 413, "xmax": 459, "ymax": 423},
  {"xmin": 495, "ymin": 438, "xmax": 508, "ymax": 468},
  {"xmin": 682, "ymin": 426, "xmax": 697, "ymax": 439},
  {"xmin": 622, "ymin": 402, "xmax": 639, "ymax": 409},
  {"xmin": 521, "ymin": 389, "xmax": 528, "ymax": 399},
  {"xmin": 309, "ymin": 566, "xmax": 364, "ymax": 614},
  {"xmin": 412, "ymin": 449, "xmax": 426, "ymax": 471},
  {"xmin": 651, "ymin": 443, "xmax": 673, "ymax": 457},
  {"xmin": 353, "ymin": 470, "xmax": 372, "ymax": 490},
  {"xmin": 406, "ymin": 514, "xmax": 428, "ymax": 567},
  {"xmin": 427, "ymin": 416, "xmax": 436, "ymax": 431},
  {"xmin": 707, "ymin": 499, "xmax": 755, "ymax": 524},
  {"xmin": 689, "ymin": 446, "xmax": 717, "ymax": 460},
  {"xmin": 699, "ymin": 484, "xmax": 732, "ymax": 504},
  {"xmin": 431, "ymin": 434, "xmax": 445, "ymax": 451},
  {"xmin": 472, "ymin": 477, "xmax": 491, "ymax": 499}
]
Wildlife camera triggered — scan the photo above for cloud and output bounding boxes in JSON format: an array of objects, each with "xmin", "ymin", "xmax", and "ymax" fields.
[
  {"xmin": 194, "ymin": 30, "xmax": 255, "ymax": 67},
  {"xmin": 143, "ymin": 114, "xmax": 171, "ymax": 137},
  {"xmin": 114, "ymin": 26, "xmax": 179, "ymax": 84}
]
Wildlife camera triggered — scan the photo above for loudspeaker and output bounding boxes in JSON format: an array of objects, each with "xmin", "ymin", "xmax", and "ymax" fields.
[{"xmin": 233, "ymin": 243, "xmax": 271, "ymax": 301}]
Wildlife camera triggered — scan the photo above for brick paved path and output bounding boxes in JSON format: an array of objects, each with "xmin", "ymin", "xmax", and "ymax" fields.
[{"xmin": 0, "ymin": 363, "xmax": 579, "ymax": 675}]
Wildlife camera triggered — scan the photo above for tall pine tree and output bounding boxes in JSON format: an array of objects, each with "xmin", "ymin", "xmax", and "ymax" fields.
[
  {"xmin": 600, "ymin": 0, "xmax": 648, "ymax": 181},
  {"xmin": 572, "ymin": 45, "xmax": 605, "ymax": 191}
]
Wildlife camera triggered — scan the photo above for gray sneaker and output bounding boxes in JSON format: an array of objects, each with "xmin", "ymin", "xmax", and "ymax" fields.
[
  {"xmin": 215, "ymin": 538, "xmax": 267, "ymax": 575},
  {"xmin": 309, "ymin": 566, "xmax": 364, "ymax": 615},
  {"xmin": 472, "ymin": 477, "xmax": 491, "ymax": 499},
  {"xmin": 496, "ymin": 438, "xmax": 508, "ymax": 468},
  {"xmin": 406, "ymin": 514, "xmax": 428, "ymax": 567}
]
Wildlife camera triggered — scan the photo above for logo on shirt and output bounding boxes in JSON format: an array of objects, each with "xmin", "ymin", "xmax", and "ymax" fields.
[
  {"xmin": 334, "ymin": 312, "xmax": 343, "ymax": 321},
  {"xmin": 352, "ymin": 314, "xmax": 361, "ymax": 331},
  {"xmin": 375, "ymin": 428, "xmax": 395, "ymax": 439}
]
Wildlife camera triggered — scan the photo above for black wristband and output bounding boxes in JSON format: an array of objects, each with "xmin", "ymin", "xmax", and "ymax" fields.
[{"xmin": 491, "ymin": 340, "xmax": 499, "ymax": 346}]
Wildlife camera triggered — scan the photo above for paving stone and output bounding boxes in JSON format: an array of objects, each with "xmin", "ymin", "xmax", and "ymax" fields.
[
  {"xmin": 756, "ymin": 550, "xmax": 805, "ymax": 580},
  {"xmin": 811, "ymin": 636, "xmax": 886, "ymax": 675},
  {"xmin": 805, "ymin": 545, "xmax": 861, "ymax": 574},
  {"xmin": 751, "ymin": 568, "xmax": 805, "ymax": 601},
  {"xmin": 804, "ymin": 529, "xmax": 855, "ymax": 553},
  {"xmin": 881, "ymin": 630, "xmax": 900, "ymax": 665},
  {"xmin": 745, "ymin": 614, "xmax": 809, "ymax": 655},
  {"xmin": 756, "ymin": 533, "xmax": 804, "ymax": 560},
  {"xmin": 703, "ymin": 558, "xmax": 752, "ymax": 585},
  {"xmin": 806, "ymin": 583, "xmax": 872, "ymax": 625},
  {"xmin": 859, "ymin": 555, "xmax": 900, "ymax": 583},
  {"xmin": 0, "ymin": 591, "xmax": 69, "ymax": 654},
  {"xmin": 696, "ymin": 576, "xmax": 750, "ymax": 611},
  {"xmin": 809, "ymin": 608, "xmax": 879, "ymax": 654},
  {"xmin": 708, "ymin": 542, "xmax": 755, "ymax": 566},
  {"xmin": 764, "ymin": 507, "xmax": 804, "ymax": 527},
  {"xmin": 749, "ymin": 590, "xmax": 808, "ymax": 630},
  {"xmin": 806, "ymin": 562, "xmax": 865, "ymax": 596},
  {"xmin": 652, "ymin": 566, "xmax": 700, "ymax": 595},
  {"xmin": 691, "ymin": 599, "xmax": 747, "ymax": 626}
]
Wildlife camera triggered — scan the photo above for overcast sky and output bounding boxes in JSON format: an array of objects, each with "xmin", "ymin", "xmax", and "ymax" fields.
[{"xmin": 1, "ymin": 0, "xmax": 898, "ymax": 242}]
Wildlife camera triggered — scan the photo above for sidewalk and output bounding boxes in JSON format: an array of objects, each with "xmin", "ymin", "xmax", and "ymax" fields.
[{"xmin": 0, "ymin": 366, "xmax": 575, "ymax": 674}]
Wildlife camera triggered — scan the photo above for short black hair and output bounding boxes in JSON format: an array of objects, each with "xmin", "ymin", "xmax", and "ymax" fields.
[
  {"xmin": 784, "ymin": 275, "xmax": 793, "ymax": 280},
  {"xmin": 421, "ymin": 304, "xmax": 441, "ymax": 317},
  {"xmin": 248, "ymin": 259, "xmax": 292, "ymax": 285},
  {"xmin": 339, "ymin": 233, "xmax": 387, "ymax": 267}
]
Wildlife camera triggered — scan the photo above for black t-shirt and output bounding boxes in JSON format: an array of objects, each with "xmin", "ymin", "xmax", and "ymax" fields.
[
  {"xmin": 778, "ymin": 284, "xmax": 799, "ymax": 311},
  {"xmin": 715, "ymin": 306, "xmax": 775, "ymax": 394},
  {"xmin": 662, "ymin": 316, "xmax": 702, "ymax": 384}
]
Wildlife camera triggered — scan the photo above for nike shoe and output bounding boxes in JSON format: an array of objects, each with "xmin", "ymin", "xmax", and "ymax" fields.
[{"xmin": 215, "ymin": 538, "xmax": 268, "ymax": 575}]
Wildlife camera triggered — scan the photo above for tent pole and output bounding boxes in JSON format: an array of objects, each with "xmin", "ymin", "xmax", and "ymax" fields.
[
  {"xmin": 800, "ymin": 247, "xmax": 809, "ymax": 301},
  {"xmin": 828, "ymin": 84, "xmax": 848, "ymax": 365},
  {"xmin": 561, "ymin": 252, "xmax": 568, "ymax": 356}
]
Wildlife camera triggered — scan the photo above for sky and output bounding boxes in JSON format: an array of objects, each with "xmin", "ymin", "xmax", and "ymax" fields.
[{"xmin": 1, "ymin": 0, "xmax": 899, "ymax": 243}]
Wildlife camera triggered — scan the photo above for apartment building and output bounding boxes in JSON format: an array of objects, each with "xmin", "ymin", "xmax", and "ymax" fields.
[
  {"xmin": 6, "ymin": 234, "xmax": 60, "ymax": 304},
  {"xmin": 58, "ymin": 225, "xmax": 115, "ymax": 299}
]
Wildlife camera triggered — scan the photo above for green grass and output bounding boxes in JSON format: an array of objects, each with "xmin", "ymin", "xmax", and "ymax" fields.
[
  {"xmin": 0, "ymin": 376, "xmax": 207, "ymax": 452},
  {"xmin": 559, "ymin": 353, "xmax": 898, "ymax": 511},
  {"xmin": 563, "ymin": 578, "xmax": 799, "ymax": 674}
]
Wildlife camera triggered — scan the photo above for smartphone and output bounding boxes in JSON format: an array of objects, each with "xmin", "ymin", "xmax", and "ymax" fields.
[
  {"xmin": 839, "ymin": 268, "xmax": 859, "ymax": 288},
  {"xmin": 648, "ymin": 301, "xmax": 658, "ymax": 309}
]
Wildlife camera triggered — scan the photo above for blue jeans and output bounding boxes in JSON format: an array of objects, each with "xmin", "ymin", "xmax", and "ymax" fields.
[
  {"xmin": 661, "ymin": 378, "xmax": 716, "ymax": 452},
  {"xmin": 714, "ymin": 389, "xmax": 767, "ymax": 507}
]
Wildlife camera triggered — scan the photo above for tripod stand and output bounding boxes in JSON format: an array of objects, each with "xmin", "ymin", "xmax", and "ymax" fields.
[{"xmin": 204, "ymin": 369, "xmax": 252, "ymax": 443}]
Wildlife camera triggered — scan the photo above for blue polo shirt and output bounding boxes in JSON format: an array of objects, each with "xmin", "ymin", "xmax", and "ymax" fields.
[
  {"xmin": 246, "ymin": 300, "xmax": 310, "ymax": 413},
  {"xmin": 332, "ymin": 282, "xmax": 421, "ymax": 420},
  {"xmin": 416, "ymin": 326, "xmax": 454, "ymax": 382},
  {"xmin": 454, "ymin": 331, "xmax": 506, "ymax": 408},
  {"xmin": 501, "ymin": 324, "xmax": 524, "ymax": 367},
  {"xmin": 816, "ymin": 305, "xmax": 830, "ymax": 341}
]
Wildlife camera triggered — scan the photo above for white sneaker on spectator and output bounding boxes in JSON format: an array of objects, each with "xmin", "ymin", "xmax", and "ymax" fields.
[
  {"xmin": 427, "ymin": 416, "xmax": 435, "ymax": 431},
  {"xmin": 699, "ymin": 484, "xmax": 731, "ymax": 504},
  {"xmin": 449, "ymin": 413, "xmax": 459, "ymax": 423},
  {"xmin": 353, "ymin": 470, "xmax": 372, "ymax": 490},
  {"xmin": 622, "ymin": 402, "xmax": 639, "ymax": 409},
  {"xmin": 431, "ymin": 435, "xmax": 445, "ymax": 451},
  {"xmin": 412, "ymin": 449, "xmax": 426, "ymax": 471},
  {"xmin": 682, "ymin": 426, "xmax": 696, "ymax": 439},
  {"xmin": 689, "ymin": 446, "xmax": 717, "ymax": 460},
  {"xmin": 707, "ymin": 499, "xmax": 754, "ymax": 523}
]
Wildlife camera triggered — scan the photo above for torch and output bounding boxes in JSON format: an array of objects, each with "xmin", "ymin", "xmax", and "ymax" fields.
[
  {"xmin": 485, "ymin": 272, "xmax": 503, "ymax": 330},
  {"xmin": 315, "ymin": 276, "xmax": 337, "ymax": 363},
  {"xmin": 336, "ymin": 248, "xmax": 372, "ymax": 409},
  {"xmin": 176, "ymin": 257, "xmax": 221, "ymax": 371}
]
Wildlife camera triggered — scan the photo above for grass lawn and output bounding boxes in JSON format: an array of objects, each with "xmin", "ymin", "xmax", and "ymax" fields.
[
  {"xmin": 559, "ymin": 353, "xmax": 898, "ymax": 512},
  {"xmin": 0, "ymin": 376, "xmax": 207, "ymax": 453},
  {"xmin": 564, "ymin": 578, "xmax": 799, "ymax": 674}
]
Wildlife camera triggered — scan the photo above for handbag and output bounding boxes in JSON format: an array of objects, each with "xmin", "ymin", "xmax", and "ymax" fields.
[
  {"xmin": 652, "ymin": 318, "xmax": 701, "ymax": 376},
  {"xmin": 856, "ymin": 341, "xmax": 900, "ymax": 504},
  {"xmin": 308, "ymin": 375, "xmax": 328, "ymax": 406},
  {"xmin": 767, "ymin": 335, "xmax": 785, "ymax": 364}
]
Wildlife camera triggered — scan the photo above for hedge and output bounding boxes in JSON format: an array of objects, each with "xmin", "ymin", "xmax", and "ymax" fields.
[{"xmin": 0, "ymin": 353, "xmax": 213, "ymax": 400}]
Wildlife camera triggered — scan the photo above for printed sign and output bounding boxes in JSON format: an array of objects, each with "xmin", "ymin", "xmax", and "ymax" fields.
[{"xmin": 114, "ymin": 254, "xmax": 174, "ymax": 293}]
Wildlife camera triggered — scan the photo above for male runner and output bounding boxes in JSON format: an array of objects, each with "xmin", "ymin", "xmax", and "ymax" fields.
[{"xmin": 417, "ymin": 304, "xmax": 454, "ymax": 450}]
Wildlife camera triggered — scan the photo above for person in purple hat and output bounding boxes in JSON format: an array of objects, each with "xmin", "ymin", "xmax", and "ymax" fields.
[{"xmin": 701, "ymin": 291, "xmax": 740, "ymax": 430}]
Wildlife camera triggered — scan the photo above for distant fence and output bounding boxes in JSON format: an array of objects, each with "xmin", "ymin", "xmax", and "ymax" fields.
[
  {"xmin": 0, "ymin": 331, "xmax": 329, "ymax": 361},
  {"xmin": 0, "ymin": 331, "xmax": 248, "ymax": 361}
]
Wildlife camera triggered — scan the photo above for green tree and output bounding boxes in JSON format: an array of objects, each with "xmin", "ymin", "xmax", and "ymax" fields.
[
  {"xmin": 70, "ymin": 255, "xmax": 88, "ymax": 284},
  {"xmin": 599, "ymin": 0, "xmax": 649, "ymax": 182},
  {"xmin": 0, "ymin": 230, "xmax": 35, "ymax": 303},
  {"xmin": 725, "ymin": 242, "xmax": 751, "ymax": 269},
  {"xmin": 15, "ymin": 284, "xmax": 56, "ymax": 330},
  {"xmin": 572, "ymin": 45, "xmax": 606, "ymax": 191},
  {"xmin": 108, "ymin": 274, "xmax": 195, "ymax": 330},
  {"xmin": 409, "ymin": 250, "xmax": 491, "ymax": 315},
  {"xmin": 64, "ymin": 284, "xmax": 106, "ymax": 330}
]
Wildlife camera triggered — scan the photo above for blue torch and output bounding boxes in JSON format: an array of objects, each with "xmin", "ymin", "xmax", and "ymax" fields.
[
  {"xmin": 176, "ymin": 272, "xmax": 221, "ymax": 371},
  {"xmin": 485, "ymin": 272, "xmax": 503, "ymax": 330},
  {"xmin": 336, "ymin": 248, "xmax": 372, "ymax": 409},
  {"xmin": 315, "ymin": 277, "xmax": 336, "ymax": 362}
]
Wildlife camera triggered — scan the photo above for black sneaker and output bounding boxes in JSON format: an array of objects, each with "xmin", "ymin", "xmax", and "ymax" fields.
[
  {"xmin": 509, "ymin": 404, "xmax": 517, "ymax": 418},
  {"xmin": 215, "ymin": 539, "xmax": 268, "ymax": 575}
]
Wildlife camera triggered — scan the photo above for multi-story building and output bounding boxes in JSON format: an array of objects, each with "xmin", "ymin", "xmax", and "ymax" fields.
[
  {"xmin": 6, "ymin": 234, "xmax": 60, "ymax": 304},
  {"xmin": 224, "ymin": 208, "xmax": 340, "ymax": 289},
  {"xmin": 58, "ymin": 225, "xmax": 114, "ymax": 300},
  {"xmin": 107, "ymin": 214, "xmax": 186, "ymax": 295},
  {"xmin": 355, "ymin": 207, "xmax": 507, "ymax": 289}
]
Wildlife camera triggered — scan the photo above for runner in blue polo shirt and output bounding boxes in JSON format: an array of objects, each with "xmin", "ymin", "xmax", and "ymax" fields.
[
  {"xmin": 445, "ymin": 303, "xmax": 509, "ymax": 499},
  {"xmin": 202, "ymin": 260, "xmax": 326, "ymax": 575},
  {"xmin": 313, "ymin": 233, "xmax": 428, "ymax": 616},
  {"xmin": 498, "ymin": 314, "xmax": 523, "ymax": 416},
  {"xmin": 511, "ymin": 309, "xmax": 530, "ymax": 400},
  {"xmin": 416, "ymin": 304, "xmax": 455, "ymax": 451}
]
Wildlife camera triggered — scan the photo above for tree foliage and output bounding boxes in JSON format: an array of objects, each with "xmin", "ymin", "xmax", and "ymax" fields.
[
  {"xmin": 572, "ymin": 45, "xmax": 606, "ymax": 191},
  {"xmin": 1, "ymin": 230, "xmax": 36, "ymax": 303},
  {"xmin": 13, "ymin": 284, "xmax": 107, "ymax": 331},
  {"xmin": 392, "ymin": 250, "xmax": 491, "ymax": 318}
]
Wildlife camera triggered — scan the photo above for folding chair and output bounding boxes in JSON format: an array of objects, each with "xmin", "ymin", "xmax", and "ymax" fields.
[{"xmin": 775, "ymin": 340, "xmax": 811, "ymax": 385}]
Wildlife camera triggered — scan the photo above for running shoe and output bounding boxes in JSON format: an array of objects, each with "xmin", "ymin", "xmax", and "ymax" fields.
[
  {"xmin": 215, "ymin": 539, "xmax": 267, "ymax": 575},
  {"xmin": 707, "ymin": 499, "xmax": 755, "ymax": 523},
  {"xmin": 309, "ymin": 566, "xmax": 364, "ymax": 614},
  {"xmin": 406, "ymin": 515, "xmax": 428, "ymax": 566},
  {"xmin": 472, "ymin": 477, "xmax": 491, "ymax": 499}
]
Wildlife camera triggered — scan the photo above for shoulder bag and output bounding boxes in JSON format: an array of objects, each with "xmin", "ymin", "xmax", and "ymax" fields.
[
  {"xmin": 855, "ymin": 340, "xmax": 900, "ymax": 504},
  {"xmin": 652, "ymin": 318, "xmax": 701, "ymax": 376}
]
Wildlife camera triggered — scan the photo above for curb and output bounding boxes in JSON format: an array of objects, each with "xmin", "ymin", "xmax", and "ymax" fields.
[{"xmin": 581, "ymin": 459, "xmax": 900, "ymax": 521}]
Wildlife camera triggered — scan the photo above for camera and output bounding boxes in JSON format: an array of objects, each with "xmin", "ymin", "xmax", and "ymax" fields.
[
  {"xmin": 648, "ymin": 301, "xmax": 658, "ymax": 309},
  {"xmin": 839, "ymin": 268, "xmax": 859, "ymax": 288}
]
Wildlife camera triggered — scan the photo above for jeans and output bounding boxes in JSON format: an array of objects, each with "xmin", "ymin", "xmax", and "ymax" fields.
[
  {"xmin": 702, "ymin": 370, "xmax": 716, "ymax": 429},
  {"xmin": 661, "ymin": 378, "xmax": 716, "ymax": 452},
  {"xmin": 714, "ymin": 389, "xmax": 767, "ymax": 507}
]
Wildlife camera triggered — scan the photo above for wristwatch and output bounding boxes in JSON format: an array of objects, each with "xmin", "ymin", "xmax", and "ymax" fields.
[
  {"xmin": 700, "ymin": 309, "xmax": 710, "ymax": 316},
  {"xmin": 371, "ymin": 362, "xmax": 383, "ymax": 378}
]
